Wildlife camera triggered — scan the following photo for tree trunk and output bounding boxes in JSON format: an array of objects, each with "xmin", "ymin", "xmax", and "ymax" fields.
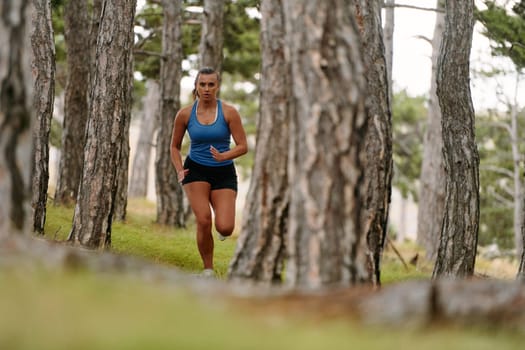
[
  {"xmin": 283, "ymin": 0, "xmax": 369, "ymax": 288},
  {"xmin": 54, "ymin": 0, "xmax": 90, "ymax": 206},
  {"xmin": 199, "ymin": 0, "xmax": 224, "ymax": 72},
  {"xmin": 382, "ymin": 0, "xmax": 394, "ymax": 102},
  {"xmin": 113, "ymin": 106, "xmax": 131, "ymax": 221},
  {"xmin": 129, "ymin": 80, "xmax": 159, "ymax": 198},
  {"xmin": 519, "ymin": 216, "xmax": 525, "ymax": 280},
  {"xmin": 88, "ymin": 0, "xmax": 103, "ymax": 87},
  {"xmin": 517, "ymin": 200, "xmax": 525, "ymax": 282},
  {"xmin": 30, "ymin": 0, "xmax": 55, "ymax": 234},
  {"xmin": 352, "ymin": 0, "xmax": 393, "ymax": 286},
  {"xmin": 228, "ymin": 0, "xmax": 290, "ymax": 284},
  {"xmin": 417, "ymin": 0, "xmax": 445, "ymax": 262},
  {"xmin": 0, "ymin": 0, "xmax": 33, "ymax": 237},
  {"xmin": 510, "ymin": 74, "xmax": 523, "ymax": 260},
  {"xmin": 92, "ymin": 0, "xmax": 131, "ymax": 222},
  {"xmin": 89, "ymin": 0, "xmax": 103, "ymax": 98},
  {"xmin": 155, "ymin": 0, "xmax": 185, "ymax": 227},
  {"xmin": 433, "ymin": 0, "xmax": 479, "ymax": 278},
  {"xmin": 68, "ymin": 0, "xmax": 136, "ymax": 248}
]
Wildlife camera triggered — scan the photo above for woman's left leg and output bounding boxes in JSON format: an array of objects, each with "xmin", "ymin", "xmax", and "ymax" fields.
[{"xmin": 210, "ymin": 189, "xmax": 237, "ymax": 238}]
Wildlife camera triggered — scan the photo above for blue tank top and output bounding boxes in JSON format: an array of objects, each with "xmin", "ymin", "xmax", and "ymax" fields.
[{"xmin": 187, "ymin": 99, "xmax": 233, "ymax": 167}]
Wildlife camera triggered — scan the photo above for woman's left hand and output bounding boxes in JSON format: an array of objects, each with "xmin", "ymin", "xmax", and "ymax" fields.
[{"xmin": 210, "ymin": 146, "xmax": 224, "ymax": 162}]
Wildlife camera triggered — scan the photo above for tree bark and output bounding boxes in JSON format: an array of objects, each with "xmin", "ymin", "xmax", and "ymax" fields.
[
  {"xmin": 155, "ymin": 0, "xmax": 185, "ymax": 227},
  {"xmin": 283, "ymin": 0, "xmax": 369, "ymax": 288},
  {"xmin": 352, "ymin": 0, "xmax": 393, "ymax": 286},
  {"xmin": 0, "ymin": 0, "xmax": 33, "ymax": 237},
  {"xmin": 228, "ymin": 0, "xmax": 290, "ymax": 284},
  {"xmin": 199, "ymin": 0, "xmax": 224, "ymax": 72},
  {"xmin": 433, "ymin": 0, "xmax": 479, "ymax": 278},
  {"xmin": 68, "ymin": 0, "xmax": 137, "ymax": 248},
  {"xmin": 89, "ymin": 0, "xmax": 103, "ymax": 99},
  {"xmin": 113, "ymin": 104, "xmax": 131, "ymax": 221},
  {"xmin": 30, "ymin": 0, "xmax": 55, "ymax": 234},
  {"xmin": 417, "ymin": 0, "xmax": 446, "ymax": 262},
  {"xmin": 54, "ymin": 0, "xmax": 90, "ymax": 206},
  {"xmin": 129, "ymin": 80, "xmax": 159, "ymax": 198},
  {"xmin": 382, "ymin": 0, "xmax": 394, "ymax": 102}
]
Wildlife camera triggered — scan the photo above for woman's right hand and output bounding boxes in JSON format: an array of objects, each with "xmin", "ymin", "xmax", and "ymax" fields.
[{"xmin": 177, "ymin": 169, "xmax": 189, "ymax": 183}]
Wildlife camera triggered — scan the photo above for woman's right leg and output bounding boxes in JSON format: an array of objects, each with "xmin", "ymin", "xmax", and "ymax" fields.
[{"xmin": 183, "ymin": 181, "xmax": 213, "ymax": 270}]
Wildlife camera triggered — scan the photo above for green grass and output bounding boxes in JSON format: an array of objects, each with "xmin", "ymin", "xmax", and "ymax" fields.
[
  {"xmin": 2, "ymin": 199, "xmax": 523, "ymax": 349},
  {"xmin": 43, "ymin": 199, "xmax": 236, "ymax": 277}
]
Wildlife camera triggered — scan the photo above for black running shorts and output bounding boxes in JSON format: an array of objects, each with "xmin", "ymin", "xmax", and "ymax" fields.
[{"xmin": 181, "ymin": 157, "xmax": 238, "ymax": 191}]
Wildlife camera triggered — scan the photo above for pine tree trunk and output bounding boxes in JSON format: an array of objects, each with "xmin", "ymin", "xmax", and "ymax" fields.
[
  {"xmin": 113, "ymin": 109, "xmax": 131, "ymax": 221},
  {"xmin": 68, "ymin": 0, "xmax": 136, "ymax": 248},
  {"xmin": 433, "ymin": 0, "xmax": 479, "ymax": 278},
  {"xmin": 55, "ymin": 0, "xmax": 90, "ymax": 206},
  {"xmin": 417, "ymin": 0, "xmax": 446, "ymax": 262},
  {"xmin": 129, "ymin": 80, "xmax": 159, "ymax": 198},
  {"xmin": 352, "ymin": 0, "xmax": 393, "ymax": 286},
  {"xmin": 228, "ymin": 0, "xmax": 290, "ymax": 284},
  {"xmin": 155, "ymin": 0, "xmax": 185, "ymax": 227},
  {"xmin": 89, "ymin": 0, "xmax": 103, "ymax": 99},
  {"xmin": 283, "ymin": 0, "xmax": 369, "ymax": 288},
  {"xmin": 30, "ymin": 0, "xmax": 55, "ymax": 234},
  {"xmin": 382, "ymin": 0, "xmax": 394, "ymax": 102},
  {"xmin": 0, "ymin": 0, "xmax": 33, "ymax": 237},
  {"xmin": 199, "ymin": 0, "xmax": 224, "ymax": 71}
]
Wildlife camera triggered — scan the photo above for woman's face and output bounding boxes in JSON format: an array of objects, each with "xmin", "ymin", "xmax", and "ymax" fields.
[{"xmin": 196, "ymin": 73, "xmax": 219, "ymax": 101}]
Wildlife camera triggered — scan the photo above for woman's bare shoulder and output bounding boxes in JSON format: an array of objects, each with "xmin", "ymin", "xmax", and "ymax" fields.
[{"xmin": 176, "ymin": 104, "xmax": 193, "ymax": 121}]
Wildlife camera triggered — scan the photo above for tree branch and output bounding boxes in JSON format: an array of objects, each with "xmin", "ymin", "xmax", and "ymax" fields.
[
  {"xmin": 134, "ymin": 50, "xmax": 165, "ymax": 59},
  {"xmin": 480, "ymin": 164, "xmax": 514, "ymax": 178},
  {"xmin": 414, "ymin": 34, "xmax": 432, "ymax": 45},
  {"xmin": 485, "ymin": 120, "xmax": 513, "ymax": 137},
  {"xmin": 382, "ymin": 3, "xmax": 445, "ymax": 13}
]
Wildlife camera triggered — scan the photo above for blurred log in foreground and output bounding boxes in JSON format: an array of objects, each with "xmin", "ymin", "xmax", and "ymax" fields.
[{"xmin": 359, "ymin": 279, "xmax": 525, "ymax": 331}]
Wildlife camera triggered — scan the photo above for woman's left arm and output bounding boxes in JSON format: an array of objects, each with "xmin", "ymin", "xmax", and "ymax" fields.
[{"xmin": 210, "ymin": 104, "xmax": 248, "ymax": 162}]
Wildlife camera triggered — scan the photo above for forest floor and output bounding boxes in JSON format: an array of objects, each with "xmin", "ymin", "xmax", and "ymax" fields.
[{"xmin": 0, "ymin": 198, "xmax": 523, "ymax": 349}]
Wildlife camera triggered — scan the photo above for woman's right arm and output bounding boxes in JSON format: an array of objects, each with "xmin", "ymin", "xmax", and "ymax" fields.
[{"xmin": 170, "ymin": 108, "xmax": 189, "ymax": 182}]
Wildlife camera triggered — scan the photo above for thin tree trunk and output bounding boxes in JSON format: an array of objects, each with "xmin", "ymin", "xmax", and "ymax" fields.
[
  {"xmin": 398, "ymin": 197, "xmax": 407, "ymax": 242},
  {"xmin": 352, "ymin": 0, "xmax": 393, "ymax": 286},
  {"xmin": 433, "ymin": 0, "xmax": 479, "ymax": 278},
  {"xmin": 417, "ymin": 0, "xmax": 445, "ymax": 261},
  {"xmin": 30, "ymin": 0, "xmax": 55, "ymax": 234},
  {"xmin": 54, "ymin": 0, "xmax": 90, "ymax": 206},
  {"xmin": 155, "ymin": 0, "xmax": 185, "ymax": 226},
  {"xmin": 518, "ymin": 219, "xmax": 525, "ymax": 280},
  {"xmin": 284, "ymin": 0, "xmax": 369, "ymax": 288},
  {"xmin": 199, "ymin": 0, "xmax": 224, "ymax": 72},
  {"xmin": 228, "ymin": 0, "xmax": 290, "ymax": 284},
  {"xmin": 0, "ymin": 0, "xmax": 33, "ymax": 237},
  {"xmin": 69, "ymin": 0, "xmax": 137, "ymax": 248},
  {"xmin": 129, "ymin": 80, "xmax": 159, "ymax": 198},
  {"xmin": 510, "ymin": 74, "xmax": 523, "ymax": 260}
]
